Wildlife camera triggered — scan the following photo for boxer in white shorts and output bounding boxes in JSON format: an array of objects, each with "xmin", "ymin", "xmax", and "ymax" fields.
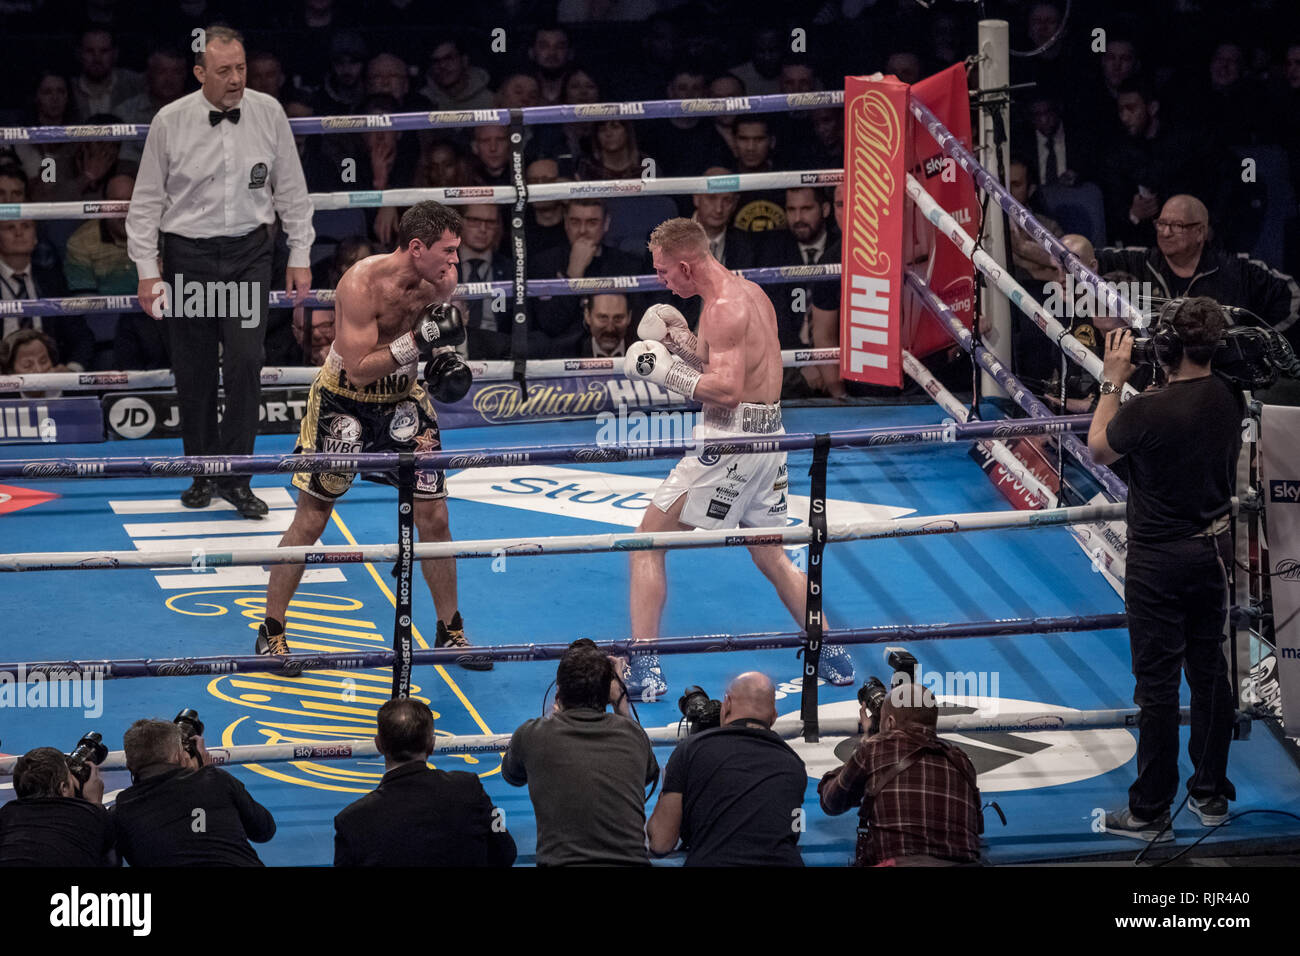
[{"xmin": 621, "ymin": 217, "xmax": 856, "ymax": 700}]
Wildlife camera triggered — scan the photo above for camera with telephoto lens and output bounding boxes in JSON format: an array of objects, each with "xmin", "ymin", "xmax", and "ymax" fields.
[
  {"xmin": 66, "ymin": 732, "xmax": 108, "ymax": 784},
  {"xmin": 857, "ymin": 677, "xmax": 888, "ymax": 736},
  {"xmin": 1130, "ymin": 302, "xmax": 1300, "ymax": 389},
  {"xmin": 678, "ymin": 685, "xmax": 722, "ymax": 735},
  {"xmin": 174, "ymin": 708, "xmax": 205, "ymax": 762}
]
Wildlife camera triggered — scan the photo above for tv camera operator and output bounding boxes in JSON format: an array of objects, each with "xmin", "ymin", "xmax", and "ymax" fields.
[
  {"xmin": 112, "ymin": 711, "xmax": 276, "ymax": 865},
  {"xmin": 0, "ymin": 735, "xmax": 116, "ymax": 866},
  {"xmin": 819, "ymin": 658, "xmax": 982, "ymax": 867},
  {"xmin": 1088, "ymin": 296, "xmax": 1246, "ymax": 840},
  {"xmin": 645, "ymin": 672, "xmax": 808, "ymax": 866}
]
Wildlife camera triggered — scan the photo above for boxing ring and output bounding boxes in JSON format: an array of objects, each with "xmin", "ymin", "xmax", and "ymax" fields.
[{"xmin": 3, "ymin": 71, "xmax": 1299, "ymax": 867}]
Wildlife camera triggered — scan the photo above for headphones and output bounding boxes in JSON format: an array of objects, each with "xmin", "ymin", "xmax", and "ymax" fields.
[{"xmin": 1150, "ymin": 296, "xmax": 1187, "ymax": 367}]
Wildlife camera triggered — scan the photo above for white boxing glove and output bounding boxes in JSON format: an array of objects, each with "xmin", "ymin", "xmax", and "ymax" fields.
[
  {"xmin": 638, "ymin": 303, "xmax": 704, "ymax": 371},
  {"xmin": 624, "ymin": 340, "xmax": 701, "ymax": 399},
  {"xmin": 638, "ymin": 303, "xmax": 690, "ymax": 341}
]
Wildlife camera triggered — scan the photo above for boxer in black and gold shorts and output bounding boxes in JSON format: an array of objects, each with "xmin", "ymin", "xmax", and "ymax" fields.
[
  {"xmin": 293, "ymin": 350, "xmax": 446, "ymax": 501},
  {"xmin": 257, "ymin": 200, "xmax": 489, "ymax": 671}
]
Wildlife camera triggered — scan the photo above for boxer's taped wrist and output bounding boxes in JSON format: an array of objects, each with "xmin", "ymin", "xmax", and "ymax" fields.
[
  {"xmin": 666, "ymin": 330, "xmax": 704, "ymax": 371},
  {"xmin": 389, "ymin": 332, "xmax": 419, "ymax": 366},
  {"xmin": 664, "ymin": 361, "xmax": 701, "ymax": 399}
]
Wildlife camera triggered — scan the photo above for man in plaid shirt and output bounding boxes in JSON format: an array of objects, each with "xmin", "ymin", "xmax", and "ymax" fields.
[{"xmin": 818, "ymin": 683, "xmax": 983, "ymax": 866}]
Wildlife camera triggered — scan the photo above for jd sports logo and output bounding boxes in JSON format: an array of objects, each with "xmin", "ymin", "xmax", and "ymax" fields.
[{"xmin": 784, "ymin": 695, "xmax": 1135, "ymax": 792}]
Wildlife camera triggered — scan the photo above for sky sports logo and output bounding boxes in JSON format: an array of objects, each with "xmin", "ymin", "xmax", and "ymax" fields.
[{"xmin": 1271, "ymin": 480, "xmax": 1300, "ymax": 503}]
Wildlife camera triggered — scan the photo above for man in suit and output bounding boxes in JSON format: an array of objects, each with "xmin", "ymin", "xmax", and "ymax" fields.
[
  {"xmin": 573, "ymin": 293, "xmax": 633, "ymax": 358},
  {"xmin": 759, "ymin": 187, "xmax": 839, "ymax": 349},
  {"xmin": 454, "ymin": 203, "xmax": 512, "ymax": 359},
  {"xmin": 334, "ymin": 698, "xmax": 517, "ymax": 867},
  {"xmin": 678, "ymin": 167, "xmax": 759, "ymax": 326},
  {"xmin": 0, "ymin": 219, "xmax": 94, "ymax": 371},
  {"xmin": 529, "ymin": 198, "xmax": 644, "ymax": 347}
]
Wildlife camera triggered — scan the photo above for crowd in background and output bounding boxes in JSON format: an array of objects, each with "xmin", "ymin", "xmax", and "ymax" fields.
[{"xmin": 3, "ymin": 0, "xmax": 1300, "ymax": 403}]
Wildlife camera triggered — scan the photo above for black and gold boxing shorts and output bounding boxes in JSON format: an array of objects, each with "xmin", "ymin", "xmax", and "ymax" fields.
[{"xmin": 293, "ymin": 368, "xmax": 446, "ymax": 501}]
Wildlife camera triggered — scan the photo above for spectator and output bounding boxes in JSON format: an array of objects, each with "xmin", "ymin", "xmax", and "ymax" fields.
[
  {"xmin": 334, "ymin": 698, "xmax": 516, "ymax": 866},
  {"xmin": 0, "ymin": 165, "xmax": 26, "ymax": 203},
  {"xmin": 247, "ymin": 51, "xmax": 287, "ymax": 100},
  {"xmin": 1076, "ymin": 31, "xmax": 1142, "ymax": 139},
  {"xmin": 646, "ymin": 672, "xmax": 807, "ymax": 866},
  {"xmin": 292, "ymin": 236, "xmax": 374, "ymax": 365},
  {"xmin": 576, "ymin": 119, "xmax": 647, "ymax": 181},
  {"xmin": 0, "ymin": 747, "xmax": 115, "ymax": 867},
  {"xmin": 819, "ymin": 682, "xmax": 983, "ymax": 866},
  {"xmin": 419, "ymin": 35, "xmax": 495, "ymax": 114},
  {"xmin": 12, "ymin": 70, "xmax": 76, "ymax": 183},
  {"xmin": 729, "ymin": 27, "xmax": 785, "ymax": 97},
  {"xmin": 524, "ymin": 157, "xmax": 567, "ymax": 258},
  {"xmin": 575, "ymin": 292, "xmax": 633, "ymax": 357},
  {"xmin": 708, "ymin": 72, "xmax": 746, "ymax": 157},
  {"xmin": 730, "ymin": 118, "xmax": 787, "ymax": 232},
  {"xmin": 277, "ymin": 0, "xmax": 356, "ymax": 90},
  {"xmin": 469, "ymin": 124, "xmax": 511, "ymax": 187},
  {"xmin": 453, "ymin": 204, "xmax": 512, "ymax": 355},
  {"xmin": 884, "ymin": 51, "xmax": 923, "ymax": 85},
  {"xmin": 760, "ymin": 186, "xmax": 839, "ymax": 349},
  {"xmin": 637, "ymin": 66, "xmax": 731, "ymax": 179},
  {"xmin": 356, "ymin": 93, "xmax": 419, "ymax": 245},
  {"xmin": 417, "ymin": 138, "xmax": 472, "ymax": 188},
  {"xmin": 1007, "ymin": 158, "xmax": 1065, "ymax": 284},
  {"xmin": 502, "ymin": 639, "xmax": 659, "ymax": 867},
  {"xmin": 365, "ymin": 52, "xmax": 414, "ymax": 106},
  {"xmin": 529, "ymin": 67, "xmax": 601, "ymax": 172},
  {"xmin": 1098, "ymin": 194, "xmax": 1300, "ymax": 347},
  {"xmin": 1101, "ymin": 78, "xmax": 1232, "ymax": 246},
  {"xmin": 1188, "ymin": 41, "xmax": 1266, "ymax": 146},
  {"xmin": 529, "ymin": 197, "xmax": 644, "ymax": 342},
  {"xmin": 0, "ymin": 328, "xmax": 64, "ymax": 398},
  {"xmin": 116, "ymin": 50, "xmax": 189, "ymax": 163},
  {"xmin": 126, "ymin": 25, "xmax": 315, "ymax": 517},
  {"xmin": 314, "ymin": 31, "xmax": 368, "ymax": 115},
  {"xmin": 772, "ymin": 56, "xmax": 823, "ymax": 163},
  {"xmin": 1015, "ymin": 89, "xmax": 1097, "ymax": 188},
  {"xmin": 692, "ymin": 166, "xmax": 759, "ymax": 270},
  {"xmin": 70, "ymin": 28, "xmax": 144, "ymax": 121},
  {"xmin": 63, "ymin": 170, "xmax": 138, "ymax": 367},
  {"xmin": 528, "ymin": 25, "xmax": 573, "ymax": 105},
  {"xmin": 282, "ymin": 92, "xmax": 336, "ymax": 193},
  {"xmin": 802, "ymin": 107, "xmax": 844, "ymax": 172},
  {"xmin": 0, "ymin": 218, "xmax": 94, "ymax": 371},
  {"xmin": 29, "ymin": 112, "xmax": 128, "ymax": 204},
  {"xmin": 113, "ymin": 718, "xmax": 276, "ymax": 866},
  {"xmin": 497, "ymin": 72, "xmax": 541, "ymax": 110}
]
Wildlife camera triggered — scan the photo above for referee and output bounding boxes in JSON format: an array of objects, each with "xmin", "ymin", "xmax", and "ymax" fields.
[{"xmin": 127, "ymin": 25, "xmax": 314, "ymax": 517}]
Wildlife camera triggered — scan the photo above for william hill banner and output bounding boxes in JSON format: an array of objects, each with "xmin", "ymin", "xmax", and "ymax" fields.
[
  {"xmin": 840, "ymin": 65, "xmax": 979, "ymax": 387},
  {"xmin": 841, "ymin": 75, "xmax": 908, "ymax": 388}
]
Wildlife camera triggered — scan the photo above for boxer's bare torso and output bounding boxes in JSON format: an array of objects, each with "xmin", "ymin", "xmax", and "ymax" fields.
[{"xmin": 696, "ymin": 271, "xmax": 784, "ymax": 409}]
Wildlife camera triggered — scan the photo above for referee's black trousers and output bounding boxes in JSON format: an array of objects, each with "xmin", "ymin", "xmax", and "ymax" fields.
[
  {"xmin": 1124, "ymin": 530, "xmax": 1237, "ymax": 819},
  {"xmin": 161, "ymin": 226, "xmax": 272, "ymax": 491}
]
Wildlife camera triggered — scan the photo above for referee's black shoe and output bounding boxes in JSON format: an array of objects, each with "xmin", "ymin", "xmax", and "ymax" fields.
[
  {"xmin": 218, "ymin": 484, "xmax": 269, "ymax": 519},
  {"xmin": 180, "ymin": 478, "xmax": 213, "ymax": 508}
]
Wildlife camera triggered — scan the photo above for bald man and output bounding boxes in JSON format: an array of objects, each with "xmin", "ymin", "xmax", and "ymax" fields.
[
  {"xmin": 646, "ymin": 672, "xmax": 807, "ymax": 866},
  {"xmin": 1098, "ymin": 194, "xmax": 1300, "ymax": 348}
]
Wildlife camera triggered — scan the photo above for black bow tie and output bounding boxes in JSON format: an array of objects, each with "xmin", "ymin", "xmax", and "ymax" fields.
[{"xmin": 209, "ymin": 108, "xmax": 240, "ymax": 127}]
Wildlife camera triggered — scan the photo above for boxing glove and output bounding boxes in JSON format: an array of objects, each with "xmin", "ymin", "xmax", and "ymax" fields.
[
  {"xmin": 637, "ymin": 303, "xmax": 704, "ymax": 371},
  {"xmin": 624, "ymin": 340, "xmax": 700, "ymax": 399},
  {"xmin": 389, "ymin": 303, "xmax": 467, "ymax": 366},
  {"xmin": 424, "ymin": 350, "xmax": 473, "ymax": 404}
]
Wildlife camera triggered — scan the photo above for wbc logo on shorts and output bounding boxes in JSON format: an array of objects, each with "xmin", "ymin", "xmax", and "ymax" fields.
[{"xmin": 322, "ymin": 414, "xmax": 363, "ymax": 455}]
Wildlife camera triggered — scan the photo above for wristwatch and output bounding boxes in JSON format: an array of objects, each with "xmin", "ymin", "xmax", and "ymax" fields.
[{"xmin": 1099, "ymin": 380, "xmax": 1121, "ymax": 396}]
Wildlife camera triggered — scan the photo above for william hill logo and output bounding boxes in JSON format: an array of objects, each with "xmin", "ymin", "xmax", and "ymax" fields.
[{"xmin": 170, "ymin": 590, "xmax": 495, "ymax": 792}]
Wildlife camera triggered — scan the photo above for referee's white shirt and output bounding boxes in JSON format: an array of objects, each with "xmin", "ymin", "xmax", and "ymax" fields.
[{"xmin": 126, "ymin": 88, "xmax": 315, "ymax": 280}]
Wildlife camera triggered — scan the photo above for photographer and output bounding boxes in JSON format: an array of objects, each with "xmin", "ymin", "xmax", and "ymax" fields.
[
  {"xmin": 645, "ymin": 672, "xmax": 806, "ymax": 865},
  {"xmin": 113, "ymin": 718, "xmax": 276, "ymax": 866},
  {"xmin": 502, "ymin": 639, "xmax": 659, "ymax": 866},
  {"xmin": 818, "ymin": 683, "xmax": 982, "ymax": 867},
  {"xmin": 0, "ymin": 747, "xmax": 116, "ymax": 866},
  {"xmin": 1088, "ymin": 296, "xmax": 1242, "ymax": 840},
  {"xmin": 334, "ymin": 698, "xmax": 516, "ymax": 867}
]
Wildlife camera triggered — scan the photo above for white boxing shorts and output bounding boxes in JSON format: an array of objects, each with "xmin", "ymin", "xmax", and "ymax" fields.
[{"xmin": 652, "ymin": 402, "xmax": 788, "ymax": 530}]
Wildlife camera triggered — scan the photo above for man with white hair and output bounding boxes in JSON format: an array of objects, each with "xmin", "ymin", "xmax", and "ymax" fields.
[{"xmin": 647, "ymin": 672, "xmax": 807, "ymax": 865}]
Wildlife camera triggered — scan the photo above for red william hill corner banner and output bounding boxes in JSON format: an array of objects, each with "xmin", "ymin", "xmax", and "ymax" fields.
[
  {"xmin": 840, "ymin": 75, "xmax": 908, "ymax": 387},
  {"xmin": 907, "ymin": 64, "xmax": 980, "ymax": 358},
  {"xmin": 840, "ymin": 65, "xmax": 979, "ymax": 386}
]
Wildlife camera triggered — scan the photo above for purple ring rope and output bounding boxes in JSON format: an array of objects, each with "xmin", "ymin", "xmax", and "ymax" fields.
[
  {"xmin": 0, "ymin": 613, "xmax": 1126, "ymax": 680},
  {"xmin": 0, "ymin": 416, "xmax": 1093, "ymax": 481}
]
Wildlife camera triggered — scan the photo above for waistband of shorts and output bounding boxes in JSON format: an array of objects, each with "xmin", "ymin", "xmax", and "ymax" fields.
[
  {"xmin": 1192, "ymin": 514, "xmax": 1232, "ymax": 537},
  {"xmin": 702, "ymin": 402, "xmax": 783, "ymax": 434},
  {"xmin": 317, "ymin": 348, "xmax": 418, "ymax": 402}
]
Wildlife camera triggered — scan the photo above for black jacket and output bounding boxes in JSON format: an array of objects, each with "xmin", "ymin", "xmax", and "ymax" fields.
[
  {"xmin": 528, "ymin": 243, "xmax": 647, "ymax": 341},
  {"xmin": 112, "ymin": 765, "xmax": 275, "ymax": 866},
  {"xmin": 757, "ymin": 230, "xmax": 842, "ymax": 348},
  {"xmin": 1097, "ymin": 244, "xmax": 1300, "ymax": 347},
  {"xmin": 6, "ymin": 261, "xmax": 96, "ymax": 371},
  {"xmin": 0, "ymin": 797, "xmax": 116, "ymax": 867},
  {"xmin": 333, "ymin": 761, "xmax": 516, "ymax": 867}
]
